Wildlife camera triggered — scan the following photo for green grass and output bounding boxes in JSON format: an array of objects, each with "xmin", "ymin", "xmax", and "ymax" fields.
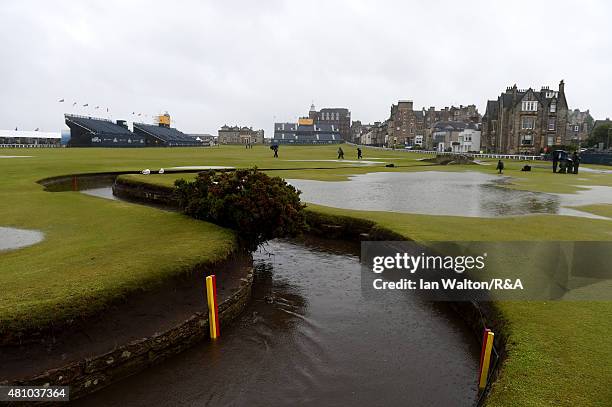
[
  {"xmin": 1, "ymin": 144, "xmax": 611, "ymax": 405},
  {"xmin": 0, "ymin": 144, "xmax": 421, "ymax": 334}
]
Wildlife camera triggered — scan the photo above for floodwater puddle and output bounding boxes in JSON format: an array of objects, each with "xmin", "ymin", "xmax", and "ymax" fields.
[
  {"xmin": 288, "ymin": 171, "xmax": 612, "ymax": 219},
  {"xmin": 0, "ymin": 155, "xmax": 33, "ymax": 158},
  {"xmin": 283, "ymin": 159, "xmax": 385, "ymax": 165},
  {"xmin": 164, "ymin": 165, "xmax": 234, "ymax": 170},
  {"xmin": 0, "ymin": 227, "xmax": 44, "ymax": 251},
  {"xmin": 80, "ymin": 187, "xmax": 119, "ymax": 201}
]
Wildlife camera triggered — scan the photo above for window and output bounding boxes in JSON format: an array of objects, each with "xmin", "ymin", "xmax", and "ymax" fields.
[
  {"xmin": 574, "ymin": 125, "xmax": 579, "ymax": 132},
  {"xmin": 548, "ymin": 118, "xmax": 556, "ymax": 131},
  {"xmin": 550, "ymin": 102, "xmax": 556, "ymax": 113},
  {"xmin": 521, "ymin": 116, "xmax": 535, "ymax": 129},
  {"xmin": 547, "ymin": 136, "xmax": 554, "ymax": 146},
  {"xmin": 521, "ymin": 134, "xmax": 533, "ymax": 145},
  {"xmin": 522, "ymin": 101, "xmax": 538, "ymax": 112}
]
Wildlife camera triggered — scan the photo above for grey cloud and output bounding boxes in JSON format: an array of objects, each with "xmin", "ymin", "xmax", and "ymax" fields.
[{"xmin": 0, "ymin": 0, "xmax": 610, "ymax": 135}]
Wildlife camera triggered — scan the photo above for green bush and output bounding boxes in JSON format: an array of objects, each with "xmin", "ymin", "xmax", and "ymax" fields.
[{"xmin": 175, "ymin": 168, "xmax": 307, "ymax": 251}]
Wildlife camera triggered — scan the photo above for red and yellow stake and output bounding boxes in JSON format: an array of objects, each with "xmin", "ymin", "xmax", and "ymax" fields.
[
  {"xmin": 479, "ymin": 329, "xmax": 495, "ymax": 390},
  {"xmin": 205, "ymin": 275, "xmax": 220, "ymax": 339}
]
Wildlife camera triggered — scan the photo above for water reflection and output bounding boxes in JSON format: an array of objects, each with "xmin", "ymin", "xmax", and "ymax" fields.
[
  {"xmin": 478, "ymin": 183, "xmax": 560, "ymax": 216},
  {"xmin": 289, "ymin": 171, "xmax": 609, "ymax": 218},
  {"xmin": 80, "ymin": 187, "xmax": 119, "ymax": 201}
]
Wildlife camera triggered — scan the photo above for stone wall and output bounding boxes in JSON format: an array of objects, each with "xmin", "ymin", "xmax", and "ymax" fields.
[
  {"xmin": 112, "ymin": 176, "xmax": 179, "ymax": 207},
  {"xmin": 4, "ymin": 268, "xmax": 253, "ymax": 405}
]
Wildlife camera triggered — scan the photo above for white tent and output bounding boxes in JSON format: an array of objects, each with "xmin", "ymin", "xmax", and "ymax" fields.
[{"xmin": 0, "ymin": 129, "xmax": 61, "ymax": 140}]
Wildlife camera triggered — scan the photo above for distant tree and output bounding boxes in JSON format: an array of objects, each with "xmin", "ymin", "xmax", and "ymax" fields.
[{"xmin": 587, "ymin": 124, "xmax": 612, "ymax": 148}]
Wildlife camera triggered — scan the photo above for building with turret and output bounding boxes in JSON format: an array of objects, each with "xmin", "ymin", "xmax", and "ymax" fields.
[
  {"xmin": 308, "ymin": 104, "xmax": 351, "ymax": 141},
  {"xmin": 481, "ymin": 80, "xmax": 569, "ymax": 153}
]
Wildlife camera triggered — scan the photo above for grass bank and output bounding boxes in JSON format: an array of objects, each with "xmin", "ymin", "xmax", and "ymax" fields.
[
  {"xmin": 0, "ymin": 144, "xmax": 423, "ymax": 335},
  {"xmin": 1, "ymin": 145, "xmax": 611, "ymax": 405},
  {"xmin": 113, "ymin": 145, "xmax": 612, "ymax": 407}
]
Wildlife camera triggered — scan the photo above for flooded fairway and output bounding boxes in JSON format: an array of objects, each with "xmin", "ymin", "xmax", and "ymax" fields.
[
  {"xmin": 77, "ymin": 238, "xmax": 479, "ymax": 406},
  {"xmin": 289, "ymin": 171, "xmax": 611, "ymax": 218}
]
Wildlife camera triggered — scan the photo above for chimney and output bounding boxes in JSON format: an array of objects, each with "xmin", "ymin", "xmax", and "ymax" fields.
[{"xmin": 559, "ymin": 80, "xmax": 565, "ymax": 94}]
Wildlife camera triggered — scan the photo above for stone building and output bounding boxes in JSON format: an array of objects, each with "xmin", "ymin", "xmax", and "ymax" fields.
[
  {"xmin": 218, "ymin": 125, "xmax": 264, "ymax": 144},
  {"xmin": 388, "ymin": 100, "xmax": 417, "ymax": 146},
  {"xmin": 386, "ymin": 101, "xmax": 480, "ymax": 148},
  {"xmin": 351, "ymin": 120, "xmax": 375, "ymax": 143},
  {"xmin": 566, "ymin": 109, "xmax": 594, "ymax": 144},
  {"xmin": 358, "ymin": 121, "xmax": 387, "ymax": 146},
  {"xmin": 481, "ymin": 80, "xmax": 568, "ymax": 153},
  {"xmin": 431, "ymin": 121, "xmax": 481, "ymax": 152},
  {"xmin": 308, "ymin": 104, "xmax": 351, "ymax": 141}
]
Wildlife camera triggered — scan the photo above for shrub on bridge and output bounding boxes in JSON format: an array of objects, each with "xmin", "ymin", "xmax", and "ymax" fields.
[{"xmin": 175, "ymin": 168, "xmax": 307, "ymax": 251}]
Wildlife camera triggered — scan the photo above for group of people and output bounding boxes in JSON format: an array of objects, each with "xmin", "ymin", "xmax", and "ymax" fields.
[
  {"xmin": 553, "ymin": 151, "xmax": 581, "ymax": 174},
  {"xmin": 336, "ymin": 147, "xmax": 363, "ymax": 160},
  {"xmin": 269, "ymin": 146, "xmax": 582, "ymax": 176},
  {"xmin": 270, "ymin": 145, "xmax": 363, "ymax": 160},
  {"xmin": 496, "ymin": 150, "xmax": 582, "ymax": 175}
]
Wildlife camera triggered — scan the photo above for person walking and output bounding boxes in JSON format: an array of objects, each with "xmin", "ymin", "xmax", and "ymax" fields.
[
  {"xmin": 337, "ymin": 147, "xmax": 344, "ymax": 160},
  {"xmin": 552, "ymin": 151, "xmax": 559, "ymax": 173},
  {"xmin": 496, "ymin": 160, "xmax": 504, "ymax": 174},
  {"xmin": 271, "ymin": 144, "xmax": 279, "ymax": 158},
  {"xmin": 357, "ymin": 147, "xmax": 363, "ymax": 160},
  {"xmin": 572, "ymin": 151, "xmax": 580, "ymax": 174}
]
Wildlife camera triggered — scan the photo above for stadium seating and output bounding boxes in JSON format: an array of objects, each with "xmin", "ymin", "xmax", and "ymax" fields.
[
  {"xmin": 133, "ymin": 123, "xmax": 200, "ymax": 147},
  {"xmin": 66, "ymin": 115, "xmax": 132, "ymax": 136}
]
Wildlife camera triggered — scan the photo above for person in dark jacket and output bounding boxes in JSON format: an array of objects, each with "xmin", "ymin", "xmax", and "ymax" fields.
[
  {"xmin": 270, "ymin": 144, "xmax": 279, "ymax": 158},
  {"xmin": 337, "ymin": 147, "xmax": 344, "ymax": 159},
  {"xmin": 496, "ymin": 160, "xmax": 504, "ymax": 174},
  {"xmin": 357, "ymin": 147, "xmax": 363, "ymax": 160},
  {"xmin": 552, "ymin": 151, "xmax": 559, "ymax": 173},
  {"xmin": 572, "ymin": 152, "xmax": 580, "ymax": 174}
]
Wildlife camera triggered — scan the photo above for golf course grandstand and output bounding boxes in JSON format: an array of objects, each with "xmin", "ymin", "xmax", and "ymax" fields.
[
  {"xmin": 133, "ymin": 122, "xmax": 201, "ymax": 147},
  {"xmin": 65, "ymin": 114, "xmax": 145, "ymax": 147}
]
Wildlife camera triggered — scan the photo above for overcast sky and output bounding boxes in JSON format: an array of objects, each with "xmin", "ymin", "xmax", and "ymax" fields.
[{"xmin": 1, "ymin": 0, "xmax": 611, "ymax": 136}]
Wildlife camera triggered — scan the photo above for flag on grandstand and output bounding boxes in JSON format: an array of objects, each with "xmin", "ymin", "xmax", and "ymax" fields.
[
  {"xmin": 83, "ymin": 103, "xmax": 89, "ymax": 107},
  {"xmin": 35, "ymin": 128, "xmax": 39, "ymax": 131},
  {"xmin": 72, "ymin": 102, "xmax": 77, "ymax": 106},
  {"xmin": 58, "ymin": 98, "xmax": 64, "ymax": 102},
  {"xmin": 95, "ymin": 106, "xmax": 99, "ymax": 109},
  {"xmin": 106, "ymin": 108, "xmax": 109, "ymax": 112}
]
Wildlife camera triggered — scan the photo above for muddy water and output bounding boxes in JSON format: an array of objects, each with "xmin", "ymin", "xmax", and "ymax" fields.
[
  {"xmin": 0, "ymin": 227, "xmax": 44, "ymax": 251},
  {"xmin": 288, "ymin": 171, "xmax": 611, "ymax": 218},
  {"xmin": 77, "ymin": 238, "xmax": 479, "ymax": 406}
]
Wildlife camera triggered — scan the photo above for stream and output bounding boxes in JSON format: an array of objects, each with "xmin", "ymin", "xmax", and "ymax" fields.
[{"xmin": 76, "ymin": 237, "xmax": 479, "ymax": 406}]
